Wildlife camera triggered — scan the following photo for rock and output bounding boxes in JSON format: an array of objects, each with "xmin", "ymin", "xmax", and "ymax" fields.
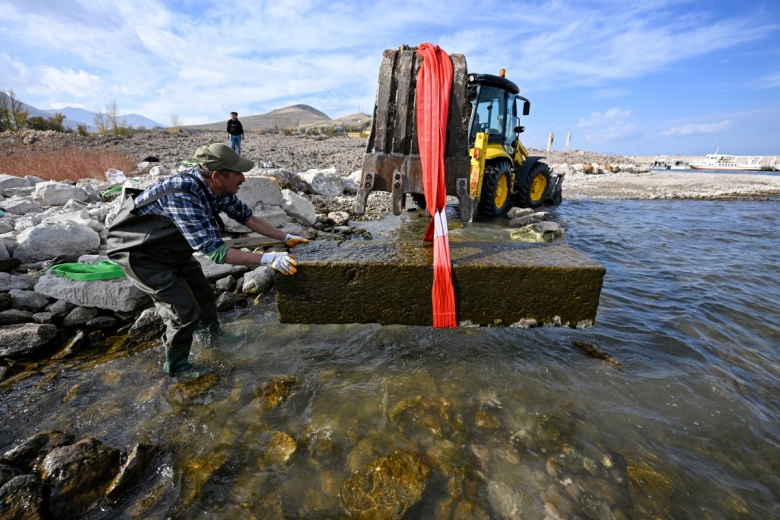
[
  {"xmin": 34, "ymin": 273, "xmax": 150, "ymax": 313},
  {"xmin": 281, "ymin": 189, "xmax": 317, "ymax": 226},
  {"xmin": 300, "ymin": 167, "xmax": 344, "ymax": 197},
  {"xmin": 0, "ymin": 258, "xmax": 21, "ymax": 271},
  {"xmin": 0, "ymin": 196, "xmax": 43, "ymax": 215},
  {"xmin": 62, "ymin": 306, "xmax": 99, "ymax": 327},
  {"xmin": 3, "ymin": 430, "xmax": 75, "ymax": 471},
  {"xmin": 253, "ymin": 374, "xmax": 298, "ymax": 413},
  {"xmin": 327, "ymin": 211, "xmax": 350, "ymax": 226},
  {"xmin": 0, "ymin": 292, "xmax": 11, "ymax": 311},
  {"xmin": 0, "ymin": 323, "xmax": 58, "ymax": 358},
  {"xmin": 41, "ymin": 438, "xmax": 120, "ymax": 519},
  {"xmin": 216, "ymin": 291, "xmax": 247, "ymax": 312},
  {"xmin": 127, "ymin": 308, "xmax": 164, "ymax": 343},
  {"xmin": 0, "ymin": 464, "xmax": 21, "ymax": 488},
  {"xmin": 215, "ymin": 275, "xmax": 236, "ymax": 292},
  {"xmin": 510, "ymin": 221, "xmax": 564, "ymax": 243},
  {"xmin": 262, "ymin": 431, "xmax": 297, "ymax": 465},
  {"xmin": 0, "ymin": 272, "xmax": 31, "ymax": 291},
  {"xmin": 0, "ymin": 173, "xmax": 31, "ymax": 191},
  {"xmin": 0, "ymin": 309, "xmax": 35, "ymax": 325},
  {"xmin": 86, "ymin": 315, "xmax": 118, "ymax": 329},
  {"xmin": 105, "ymin": 443, "xmax": 159, "ymax": 501},
  {"xmin": 193, "ymin": 255, "xmax": 246, "ymax": 281},
  {"xmin": 9, "ymin": 288, "xmax": 51, "ymax": 312},
  {"xmin": 31, "ymin": 181, "xmax": 90, "ymax": 206},
  {"xmin": 507, "ymin": 211, "xmax": 548, "ymax": 228},
  {"xmin": 241, "ymin": 266, "xmax": 274, "ymax": 295},
  {"xmin": 13, "ymin": 221, "xmax": 100, "ymax": 263},
  {"xmin": 0, "ymin": 474, "xmax": 48, "ymax": 519},
  {"xmin": 52, "ymin": 330, "xmax": 88, "ymax": 359},
  {"xmin": 339, "ymin": 450, "xmax": 430, "ymax": 519},
  {"xmin": 237, "ymin": 176, "xmax": 284, "ymax": 207}
]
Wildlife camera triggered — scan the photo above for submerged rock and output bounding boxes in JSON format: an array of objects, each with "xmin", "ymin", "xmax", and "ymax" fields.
[
  {"xmin": 339, "ymin": 449, "xmax": 430, "ymax": 519},
  {"xmin": 40, "ymin": 437, "xmax": 120, "ymax": 519},
  {"xmin": 3, "ymin": 430, "xmax": 75, "ymax": 472},
  {"xmin": 0, "ymin": 474, "xmax": 48, "ymax": 519}
]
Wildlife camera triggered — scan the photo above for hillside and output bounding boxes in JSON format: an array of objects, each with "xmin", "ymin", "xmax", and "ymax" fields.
[{"xmin": 184, "ymin": 104, "xmax": 334, "ymax": 132}]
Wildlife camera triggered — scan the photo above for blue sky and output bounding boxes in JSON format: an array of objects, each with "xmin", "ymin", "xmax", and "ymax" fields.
[{"xmin": 1, "ymin": 0, "xmax": 778, "ymax": 156}]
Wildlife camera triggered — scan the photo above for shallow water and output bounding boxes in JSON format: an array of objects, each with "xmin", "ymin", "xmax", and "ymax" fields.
[{"xmin": 1, "ymin": 199, "xmax": 779, "ymax": 518}]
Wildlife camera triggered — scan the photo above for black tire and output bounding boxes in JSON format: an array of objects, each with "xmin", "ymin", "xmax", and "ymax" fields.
[
  {"xmin": 477, "ymin": 160, "xmax": 513, "ymax": 217},
  {"xmin": 410, "ymin": 193, "xmax": 426, "ymax": 210},
  {"xmin": 516, "ymin": 161, "xmax": 551, "ymax": 208}
]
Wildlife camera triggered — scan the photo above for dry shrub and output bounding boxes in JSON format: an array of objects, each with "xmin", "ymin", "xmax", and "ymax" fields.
[{"xmin": 0, "ymin": 146, "xmax": 137, "ymax": 182}]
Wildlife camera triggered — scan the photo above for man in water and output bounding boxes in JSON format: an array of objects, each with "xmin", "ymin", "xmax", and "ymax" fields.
[{"xmin": 107, "ymin": 143, "xmax": 307, "ymax": 379}]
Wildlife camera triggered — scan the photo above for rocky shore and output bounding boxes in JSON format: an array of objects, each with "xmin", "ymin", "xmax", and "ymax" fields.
[{"xmin": 1, "ymin": 130, "xmax": 778, "ymax": 518}]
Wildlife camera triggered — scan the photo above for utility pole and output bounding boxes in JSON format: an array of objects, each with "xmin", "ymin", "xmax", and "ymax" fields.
[
  {"xmin": 546, "ymin": 132, "xmax": 555, "ymax": 152},
  {"xmin": 565, "ymin": 131, "xmax": 571, "ymax": 151}
]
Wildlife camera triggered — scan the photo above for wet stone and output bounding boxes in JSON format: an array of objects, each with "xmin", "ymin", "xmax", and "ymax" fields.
[
  {"xmin": 262, "ymin": 431, "xmax": 297, "ymax": 465},
  {"xmin": 0, "ymin": 474, "xmax": 47, "ymax": 519},
  {"xmin": 3, "ymin": 430, "xmax": 74, "ymax": 471},
  {"xmin": 165, "ymin": 372, "xmax": 219, "ymax": 410},
  {"xmin": 106, "ymin": 442, "xmax": 159, "ymax": 501},
  {"xmin": 0, "ymin": 464, "xmax": 21, "ymax": 488},
  {"xmin": 253, "ymin": 374, "xmax": 298, "ymax": 412},
  {"xmin": 339, "ymin": 449, "xmax": 430, "ymax": 519},
  {"xmin": 40, "ymin": 437, "xmax": 120, "ymax": 519}
]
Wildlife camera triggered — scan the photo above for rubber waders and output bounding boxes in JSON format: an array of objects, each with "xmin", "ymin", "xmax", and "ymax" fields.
[
  {"xmin": 163, "ymin": 347, "xmax": 211, "ymax": 380},
  {"xmin": 194, "ymin": 321, "xmax": 246, "ymax": 348}
]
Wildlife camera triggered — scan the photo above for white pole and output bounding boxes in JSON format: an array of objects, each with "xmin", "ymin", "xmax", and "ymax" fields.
[
  {"xmin": 565, "ymin": 131, "xmax": 571, "ymax": 151},
  {"xmin": 547, "ymin": 132, "xmax": 554, "ymax": 152}
]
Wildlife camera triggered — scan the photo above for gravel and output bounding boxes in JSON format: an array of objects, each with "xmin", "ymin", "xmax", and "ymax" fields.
[{"xmin": 3, "ymin": 130, "xmax": 778, "ymax": 201}]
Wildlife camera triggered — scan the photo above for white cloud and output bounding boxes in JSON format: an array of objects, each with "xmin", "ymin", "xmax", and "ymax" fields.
[
  {"xmin": 28, "ymin": 67, "xmax": 103, "ymax": 99},
  {"xmin": 662, "ymin": 120, "xmax": 732, "ymax": 136},
  {"xmin": 576, "ymin": 107, "xmax": 639, "ymax": 142},
  {"xmin": 750, "ymin": 71, "xmax": 780, "ymax": 89}
]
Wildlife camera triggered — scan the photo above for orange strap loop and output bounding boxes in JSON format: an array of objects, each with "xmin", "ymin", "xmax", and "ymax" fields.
[{"xmin": 416, "ymin": 43, "xmax": 457, "ymax": 328}]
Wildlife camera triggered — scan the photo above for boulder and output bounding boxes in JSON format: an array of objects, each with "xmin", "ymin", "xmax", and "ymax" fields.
[
  {"xmin": 0, "ymin": 173, "xmax": 31, "ymax": 191},
  {"xmin": 241, "ymin": 266, "xmax": 274, "ymax": 295},
  {"xmin": 34, "ymin": 274, "xmax": 151, "ymax": 313},
  {"xmin": 41, "ymin": 438, "xmax": 120, "ymax": 519},
  {"xmin": 0, "ymin": 196, "xmax": 43, "ymax": 215},
  {"xmin": 237, "ymin": 176, "xmax": 284, "ymax": 207},
  {"xmin": 299, "ymin": 168, "xmax": 344, "ymax": 197},
  {"xmin": 9, "ymin": 289, "xmax": 51, "ymax": 312},
  {"xmin": 13, "ymin": 221, "xmax": 100, "ymax": 263},
  {"xmin": 32, "ymin": 181, "xmax": 90, "ymax": 206},
  {"xmin": 0, "ymin": 475, "xmax": 47, "ymax": 519},
  {"xmin": 281, "ymin": 189, "xmax": 317, "ymax": 226},
  {"xmin": 0, "ymin": 323, "xmax": 58, "ymax": 358}
]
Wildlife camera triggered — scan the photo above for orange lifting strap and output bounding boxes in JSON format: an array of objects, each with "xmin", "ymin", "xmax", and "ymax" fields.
[{"xmin": 415, "ymin": 43, "xmax": 457, "ymax": 328}]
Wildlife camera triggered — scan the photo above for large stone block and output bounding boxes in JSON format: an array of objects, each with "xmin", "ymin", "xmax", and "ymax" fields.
[{"xmin": 276, "ymin": 240, "xmax": 605, "ymax": 327}]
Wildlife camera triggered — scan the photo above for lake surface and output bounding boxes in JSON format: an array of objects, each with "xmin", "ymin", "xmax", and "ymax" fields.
[{"xmin": 1, "ymin": 199, "xmax": 778, "ymax": 518}]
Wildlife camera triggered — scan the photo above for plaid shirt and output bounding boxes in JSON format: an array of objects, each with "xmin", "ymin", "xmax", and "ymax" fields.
[{"xmin": 133, "ymin": 169, "xmax": 252, "ymax": 254}]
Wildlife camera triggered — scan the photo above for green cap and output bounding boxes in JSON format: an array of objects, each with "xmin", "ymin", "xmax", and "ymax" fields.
[{"xmin": 194, "ymin": 143, "xmax": 254, "ymax": 172}]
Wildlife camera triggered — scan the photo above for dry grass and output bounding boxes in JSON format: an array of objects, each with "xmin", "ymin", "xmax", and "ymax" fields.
[{"xmin": 0, "ymin": 146, "xmax": 137, "ymax": 182}]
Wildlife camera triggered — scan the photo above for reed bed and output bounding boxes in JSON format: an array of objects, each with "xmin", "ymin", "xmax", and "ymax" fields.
[{"xmin": 0, "ymin": 146, "xmax": 137, "ymax": 182}]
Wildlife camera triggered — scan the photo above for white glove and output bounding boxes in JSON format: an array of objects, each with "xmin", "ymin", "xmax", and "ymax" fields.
[
  {"xmin": 261, "ymin": 252, "xmax": 298, "ymax": 275},
  {"xmin": 284, "ymin": 233, "xmax": 309, "ymax": 248}
]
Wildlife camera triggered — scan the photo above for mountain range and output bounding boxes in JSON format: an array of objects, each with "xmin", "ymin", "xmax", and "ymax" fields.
[
  {"xmin": 0, "ymin": 91, "xmax": 164, "ymax": 131},
  {"xmin": 1, "ymin": 92, "xmax": 371, "ymax": 133}
]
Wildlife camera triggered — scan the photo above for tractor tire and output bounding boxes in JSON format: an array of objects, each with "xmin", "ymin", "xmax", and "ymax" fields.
[
  {"xmin": 516, "ymin": 161, "xmax": 551, "ymax": 208},
  {"xmin": 477, "ymin": 160, "xmax": 512, "ymax": 217}
]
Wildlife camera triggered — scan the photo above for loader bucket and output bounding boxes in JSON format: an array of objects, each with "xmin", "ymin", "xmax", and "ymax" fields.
[{"xmin": 355, "ymin": 47, "xmax": 474, "ymax": 221}]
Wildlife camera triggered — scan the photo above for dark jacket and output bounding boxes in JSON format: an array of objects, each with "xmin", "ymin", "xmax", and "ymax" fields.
[{"xmin": 227, "ymin": 119, "xmax": 244, "ymax": 136}]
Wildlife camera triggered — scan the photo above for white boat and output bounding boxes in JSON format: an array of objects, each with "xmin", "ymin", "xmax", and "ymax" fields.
[
  {"xmin": 689, "ymin": 153, "xmax": 767, "ymax": 171},
  {"xmin": 650, "ymin": 155, "xmax": 690, "ymax": 172}
]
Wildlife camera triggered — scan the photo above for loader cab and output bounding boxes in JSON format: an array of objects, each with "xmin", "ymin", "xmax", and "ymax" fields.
[{"xmin": 467, "ymin": 73, "xmax": 524, "ymax": 157}]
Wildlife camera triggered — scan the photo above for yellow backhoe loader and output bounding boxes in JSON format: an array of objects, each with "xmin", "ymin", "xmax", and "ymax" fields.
[{"xmin": 355, "ymin": 46, "xmax": 563, "ymax": 221}]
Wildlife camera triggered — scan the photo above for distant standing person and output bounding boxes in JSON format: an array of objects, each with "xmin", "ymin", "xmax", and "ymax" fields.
[{"xmin": 227, "ymin": 111, "xmax": 244, "ymax": 155}]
